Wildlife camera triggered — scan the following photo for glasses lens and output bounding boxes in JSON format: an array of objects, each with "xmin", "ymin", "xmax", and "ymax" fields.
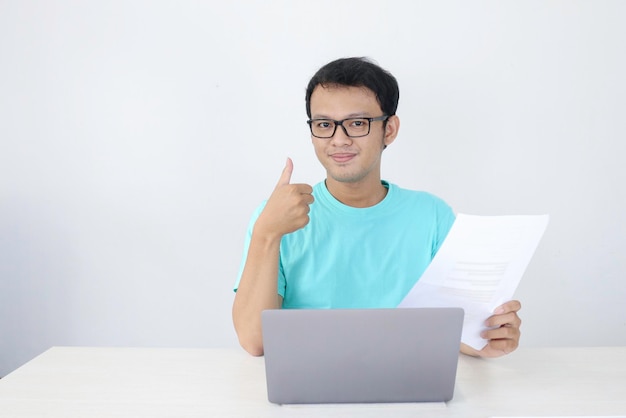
[
  {"xmin": 310, "ymin": 118, "xmax": 372, "ymax": 138},
  {"xmin": 344, "ymin": 118, "xmax": 370, "ymax": 137},
  {"xmin": 310, "ymin": 120, "xmax": 335, "ymax": 138}
]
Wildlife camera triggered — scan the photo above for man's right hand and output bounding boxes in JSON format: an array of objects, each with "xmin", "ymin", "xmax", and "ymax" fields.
[
  {"xmin": 233, "ymin": 158, "xmax": 312, "ymax": 356},
  {"xmin": 254, "ymin": 158, "xmax": 314, "ymax": 238}
]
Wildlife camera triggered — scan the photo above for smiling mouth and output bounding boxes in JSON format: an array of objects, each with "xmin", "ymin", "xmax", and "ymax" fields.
[{"xmin": 330, "ymin": 153, "xmax": 356, "ymax": 163}]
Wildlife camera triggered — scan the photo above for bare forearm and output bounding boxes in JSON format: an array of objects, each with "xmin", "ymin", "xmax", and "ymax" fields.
[
  {"xmin": 232, "ymin": 232, "xmax": 283, "ymax": 356},
  {"xmin": 233, "ymin": 159, "xmax": 313, "ymax": 356}
]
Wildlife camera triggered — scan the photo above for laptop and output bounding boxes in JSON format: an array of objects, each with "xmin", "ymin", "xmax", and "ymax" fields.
[{"xmin": 261, "ymin": 307, "xmax": 464, "ymax": 404}]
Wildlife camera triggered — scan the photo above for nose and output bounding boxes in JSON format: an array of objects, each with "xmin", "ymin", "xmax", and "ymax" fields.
[{"xmin": 330, "ymin": 124, "xmax": 353, "ymax": 146}]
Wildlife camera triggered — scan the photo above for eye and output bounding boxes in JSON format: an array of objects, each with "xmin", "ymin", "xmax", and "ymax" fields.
[
  {"xmin": 316, "ymin": 121, "xmax": 333, "ymax": 129},
  {"xmin": 349, "ymin": 119, "xmax": 368, "ymax": 128}
]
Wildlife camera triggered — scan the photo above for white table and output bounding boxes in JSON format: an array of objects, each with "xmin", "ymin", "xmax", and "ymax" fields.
[{"xmin": 0, "ymin": 346, "xmax": 625, "ymax": 417}]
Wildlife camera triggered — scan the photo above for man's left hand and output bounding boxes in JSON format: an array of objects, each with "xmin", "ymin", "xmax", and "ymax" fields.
[{"xmin": 461, "ymin": 300, "xmax": 522, "ymax": 358}]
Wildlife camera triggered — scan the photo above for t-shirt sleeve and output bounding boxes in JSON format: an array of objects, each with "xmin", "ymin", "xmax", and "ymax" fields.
[{"xmin": 431, "ymin": 198, "xmax": 456, "ymax": 259}]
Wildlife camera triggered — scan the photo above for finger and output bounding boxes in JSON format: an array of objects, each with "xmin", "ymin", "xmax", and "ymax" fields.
[
  {"xmin": 494, "ymin": 300, "xmax": 521, "ymax": 315},
  {"xmin": 485, "ymin": 311, "xmax": 522, "ymax": 328},
  {"xmin": 288, "ymin": 184, "xmax": 314, "ymax": 205},
  {"xmin": 486, "ymin": 338, "xmax": 519, "ymax": 355},
  {"xmin": 482, "ymin": 323, "xmax": 520, "ymax": 340},
  {"xmin": 301, "ymin": 193, "xmax": 314, "ymax": 205},
  {"xmin": 276, "ymin": 158, "xmax": 293, "ymax": 188},
  {"xmin": 293, "ymin": 183, "xmax": 313, "ymax": 195}
]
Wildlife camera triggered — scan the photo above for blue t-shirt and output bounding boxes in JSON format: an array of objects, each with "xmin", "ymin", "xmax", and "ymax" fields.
[{"xmin": 235, "ymin": 181, "xmax": 455, "ymax": 309}]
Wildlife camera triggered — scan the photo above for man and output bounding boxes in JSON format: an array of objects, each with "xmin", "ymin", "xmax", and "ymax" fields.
[{"xmin": 232, "ymin": 57, "xmax": 521, "ymax": 358}]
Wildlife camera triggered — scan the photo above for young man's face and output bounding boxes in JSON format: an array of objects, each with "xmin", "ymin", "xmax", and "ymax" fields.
[{"xmin": 308, "ymin": 84, "xmax": 398, "ymax": 186}]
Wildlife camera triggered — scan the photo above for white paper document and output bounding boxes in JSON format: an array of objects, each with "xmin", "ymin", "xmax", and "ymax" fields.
[{"xmin": 398, "ymin": 214, "xmax": 549, "ymax": 350}]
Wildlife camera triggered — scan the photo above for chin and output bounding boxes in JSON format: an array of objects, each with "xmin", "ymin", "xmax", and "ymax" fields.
[{"xmin": 329, "ymin": 171, "xmax": 365, "ymax": 184}]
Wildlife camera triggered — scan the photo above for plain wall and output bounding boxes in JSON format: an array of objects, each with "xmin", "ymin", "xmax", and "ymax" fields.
[{"xmin": 1, "ymin": 0, "xmax": 625, "ymax": 376}]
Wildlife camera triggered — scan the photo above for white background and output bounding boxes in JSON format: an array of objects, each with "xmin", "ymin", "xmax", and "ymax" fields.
[{"xmin": 1, "ymin": 0, "xmax": 625, "ymax": 376}]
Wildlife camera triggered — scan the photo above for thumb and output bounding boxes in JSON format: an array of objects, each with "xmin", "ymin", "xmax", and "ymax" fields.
[{"xmin": 276, "ymin": 157, "xmax": 293, "ymax": 187}]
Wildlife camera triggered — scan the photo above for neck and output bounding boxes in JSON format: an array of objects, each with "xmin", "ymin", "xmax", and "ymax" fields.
[{"xmin": 325, "ymin": 177, "xmax": 388, "ymax": 208}]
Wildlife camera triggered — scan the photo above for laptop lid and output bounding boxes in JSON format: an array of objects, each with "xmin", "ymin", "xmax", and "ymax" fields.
[{"xmin": 261, "ymin": 307, "xmax": 464, "ymax": 404}]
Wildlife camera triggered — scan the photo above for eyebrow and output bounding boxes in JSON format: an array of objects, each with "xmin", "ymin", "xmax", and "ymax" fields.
[{"xmin": 311, "ymin": 112, "xmax": 372, "ymax": 120}]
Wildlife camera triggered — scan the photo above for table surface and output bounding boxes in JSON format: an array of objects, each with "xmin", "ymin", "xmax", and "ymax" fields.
[{"xmin": 0, "ymin": 346, "xmax": 625, "ymax": 417}]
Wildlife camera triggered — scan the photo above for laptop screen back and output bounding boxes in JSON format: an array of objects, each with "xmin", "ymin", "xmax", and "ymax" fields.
[{"xmin": 262, "ymin": 307, "xmax": 464, "ymax": 404}]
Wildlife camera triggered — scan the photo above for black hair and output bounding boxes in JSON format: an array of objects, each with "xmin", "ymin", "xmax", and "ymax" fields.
[{"xmin": 305, "ymin": 57, "xmax": 399, "ymax": 118}]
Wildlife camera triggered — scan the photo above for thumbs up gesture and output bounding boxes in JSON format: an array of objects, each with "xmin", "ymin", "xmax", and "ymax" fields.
[{"xmin": 254, "ymin": 158, "xmax": 314, "ymax": 239}]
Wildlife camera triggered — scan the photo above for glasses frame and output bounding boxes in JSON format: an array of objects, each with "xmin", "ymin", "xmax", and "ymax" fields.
[{"xmin": 307, "ymin": 115, "xmax": 389, "ymax": 138}]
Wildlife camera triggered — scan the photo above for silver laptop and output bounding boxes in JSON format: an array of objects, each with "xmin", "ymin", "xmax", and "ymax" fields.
[{"xmin": 261, "ymin": 307, "xmax": 464, "ymax": 404}]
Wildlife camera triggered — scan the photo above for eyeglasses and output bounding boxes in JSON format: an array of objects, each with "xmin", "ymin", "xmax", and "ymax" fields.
[{"xmin": 307, "ymin": 115, "xmax": 389, "ymax": 138}]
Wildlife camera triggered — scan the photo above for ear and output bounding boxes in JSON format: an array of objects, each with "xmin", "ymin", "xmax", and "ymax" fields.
[{"xmin": 383, "ymin": 115, "xmax": 400, "ymax": 147}]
